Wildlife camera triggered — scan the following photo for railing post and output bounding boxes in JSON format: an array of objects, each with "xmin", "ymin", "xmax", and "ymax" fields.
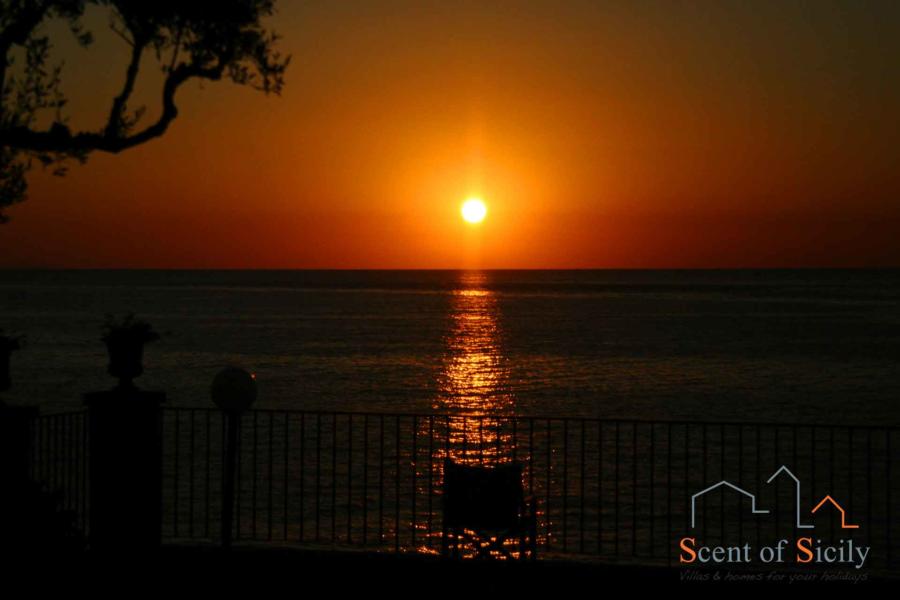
[
  {"xmin": 211, "ymin": 367, "xmax": 257, "ymax": 550},
  {"xmin": 83, "ymin": 388, "xmax": 165, "ymax": 554},
  {"xmin": 221, "ymin": 410, "xmax": 240, "ymax": 548}
]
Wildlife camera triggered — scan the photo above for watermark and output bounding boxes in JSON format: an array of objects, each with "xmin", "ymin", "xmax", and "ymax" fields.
[
  {"xmin": 678, "ymin": 465, "xmax": 870, "ymax": 571},
  {"xmin": 679, "ymin": 569, "xmax": 869, "ymax": 584}
]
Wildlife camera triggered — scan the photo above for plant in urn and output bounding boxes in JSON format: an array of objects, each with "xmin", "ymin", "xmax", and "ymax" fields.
[{"xmin": 101, "ymin": 314, "xmax": 159, "ymax": 389}]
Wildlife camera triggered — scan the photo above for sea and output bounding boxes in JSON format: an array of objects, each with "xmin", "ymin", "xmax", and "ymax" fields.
[{"xmin": 1, "ymin": 269, "xmax": 898, "ymax": 426}]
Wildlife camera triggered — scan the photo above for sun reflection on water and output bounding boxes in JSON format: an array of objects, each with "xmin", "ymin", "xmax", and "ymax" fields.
[{"xmin": 435, "ymin": 271, "xmax": 515, "ymax": 464}]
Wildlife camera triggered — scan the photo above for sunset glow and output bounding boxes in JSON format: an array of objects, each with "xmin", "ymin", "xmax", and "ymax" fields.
[{"xmin": 1, "ymin": 2, "xmax": 898, "ymax": 268}]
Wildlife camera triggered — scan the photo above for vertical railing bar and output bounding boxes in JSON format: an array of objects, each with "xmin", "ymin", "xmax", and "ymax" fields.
[
  {"xmin": 32, "ymin": 414, "xmax": 37, "ymax": 483},
  {"xmin": 598, "ymin": 420, "xmax": 603, "ymax": 556},
  {"xmin": 885, "ymin": 430, "xmax": 891, "ymax": 568},
  {"xmin": 562, "ymin": 418, "xmax": 568, "ymax": 552},
  {"xmin": 830, "ymin": 426, "xmax": 835, "ymax": 543},
  {"xmin": 411, "ymin": 416, "xmax": 418, "ymax": 550},
  {"xmin": 495, "ymin": 417, "xmax": 501, "ymax": 463},
  {"xmin": 299, "ymin": 413, "xmax": 305, "ymax": 542},
  {"xmin": 529, "ymin": 419, "xmax": 535, "ymax": 499},
  {"xmin": 76, "ymin": 414, "xmax": 81, "ymax": 518},
  {"xmin": 235, "ymin": 414, "xmax": 242, "ymax": 541},
  {"xmin": 810, "ymin": 425, "xmax": 816, "ymax": 540},
  {"xmin": 848, "ymin": 427, "xmax": 854, "ymax": 523},
  {"xmin": 48, "ymin": 416, "xmax": 53, "ymax": 495},
  {"xmin": 332, "ymin": 412, "xmax": 337, "ymax": 543},
  {"xmin": 685, "ymin": 424, "xmax": 691, "ymax": 535},
  {"xmin": 70, "ymin": 415, "xmax": 77, "ymax": 525},
  {"xmin": 47, "ymin": 415, "xmax": 53, "ymax": 491},
  {"xmin": 53, "ymin": 415, "xmax": 59, "ymax": 499},
  {"xmin": 189, "ymin": 409, "xmax": 196, "ymax": 538},
  {"xmin": 82, "ymin": 411, "xmax": 89, "ymax": 534},
  {"xmin": 71, "ymin": 415, "xmax": 77, "ymax": 515},
  {"xmin": 29, "ymin": 415, "xmax": 36, "ymax": 485},
  {"xmin": 363, "ymin": 414, "xmax": 369, "ymax": 547},
  {"xmin": 48, "ymin": 416, "xmax": 54, "ymax": 505},
  {"xmin": 479, "ymin": 417, "xmax": 484, "ymax": 465},
  {"xmin": 866, "ymin": 428, "xmax": 872, "ymax": 536},
  {"xmin": 72, "ymin": 415, "xmax": 78, "ymax": 515},
  {"xmin": 701, "ymin": 423, "xmax": 707, "ymax": 540},
  {"xmin": 173, "ymin": 410, "xmax": 180, "ymax": 538},
  {"xmin": 52, "ymin": 415, "xmax": 56, "ymax": 501},
  {"xmin": 61, "ymin": 413, "xmax": 69, "ymax": 528},
  {"xmin": 347, "ymin": 414, "xmax": 353, "ymax": 544},
  {"xmin": 379, "ymin": 414, "xmax": 384, "ymax": 546},
  {"xmin": 70, "ymin": 414, "xmax": 76, "ymax": 514},
  {"xmin": 57, "ymin": 415, "xmax": 64, "ymax": 512},
  {"xmin": 221, "ymin": 410, "xmax": 227, "ymax": 537},
  {"xmin": 395, "ymin": 415, "xmax": 401, "ymax": 552},
  {"xmin": 720, "ymin": 423, "xmax": 725, "ymax": 546},
  {"xmin": 158, "ymin": 411, "xmax": 166, "ymax": 537},
  {"xmin": 756, "ymin": 424, "xmax": 761, "ymax": 553},
  {"xmin": 738, "ymin": 425, "xmax": 743, "ymax": 547},
  {"xmin": 614, "ymin": 421, "xmax": 619, "ymax": 557},
  {"xmin": 512, "ymin": 419, "xmax": 518, "ymax": 464},
  {"xmin": 268, "ymin": 411, "xmax": 274, "ymax": 542},
  {"xmin": 205, "ymin": 409, "xmax": 211, "ymax": 539},
  {"xmin": 792, "ymin": 423, "xmax": 798, "ymax": 470},
  {"xmin": 427, "ymin": 415, "xmax": 434, "ymax": 549},
  {"xmin": 251, "ymin": 410, "xmax": 258, "ymax": 540},
  {"xmin": 63, "ymin": 415, "xmax": 70, "ymax": 513},
  {"xmin": 546, "ymin": 419, "xmax": 552, "ymax": 551},
  {"xmin": 666, "ymin": 422, "xmax": 672, "ymax": 566},
  {"xmin": 444, "ymin": 417, "xmax": 450, "ymax": 549},
  {"xmin": 632, "ymin": 421, "xmax": 637, "ymax": 557},
  {"xmin": 283, "ymin": 413, "xmax": 289, "ymax": 542},
  {"xmin": 650, "ymin": 423, "xmax": 655, "ymax": 558},
  {"xmin": 792, "ymin": 424, "xmax": 798, "ymax": 546},
  {"xmin": 33, "ymin": 413, "xmax": 40, "ymax": 484},
  {"xmin": 580, "ymin": 419, "xmax": 586, "ymax": 554},
  {"xmin": 444, "ymin": 415, "xmax": 451, "ymax": 461},
  {"xmin": 774, "ymin": 426, "xmax": 780, "ymax": 540},
  {"xmin": 315, "ymin": 412, "xmax": 321, "ymax": 542},
  {"xmin": 61, "ymin": 415, "xmax": 72, "ymax": 510},
  {"xmin": 61, "ymin": 415, "xmax": 69, "ymax": 513},
  {"xmin": 46, "ymin": 416, "xmax": 51, "ymax": 491},
  {"xmin": 462, "ymin": 416, "xmax": 468, "ymax": 461}
]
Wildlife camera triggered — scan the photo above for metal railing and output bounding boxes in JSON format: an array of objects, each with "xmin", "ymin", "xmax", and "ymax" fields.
[
  {"xmin": 29, "ymin": 410, "xmax": 90, "ymax": 535},
  {"xmin": 158, "ymin": 408, "xmax": 899, "ymax": 570}
]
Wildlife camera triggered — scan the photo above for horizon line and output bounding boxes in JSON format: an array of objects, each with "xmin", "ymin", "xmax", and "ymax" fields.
[{"xmin": 2, "ymin": 266, "xmax": 899, "ymax": 272}]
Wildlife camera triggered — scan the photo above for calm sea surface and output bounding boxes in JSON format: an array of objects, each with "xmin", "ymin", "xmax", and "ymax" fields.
[{"xmin": 1, "ymin": 269, "xmax": 898, "ymax": 425}]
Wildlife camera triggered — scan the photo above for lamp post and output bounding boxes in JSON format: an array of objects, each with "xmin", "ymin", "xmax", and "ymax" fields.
[{"xmin": 211, "ymin": 367, "xmax": 257, "ymax": 550}]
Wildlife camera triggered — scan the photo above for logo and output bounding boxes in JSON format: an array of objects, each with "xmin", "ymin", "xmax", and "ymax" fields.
[{"xmin": 679, "ymin": 465, "xmax": 869, "ymax": 570}]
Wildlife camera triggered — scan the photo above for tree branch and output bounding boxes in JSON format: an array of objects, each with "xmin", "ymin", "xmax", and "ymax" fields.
[
  {"xmin": 0, "ymin": 61, "xmax": 225, "ymax": 154},
  {"xmin": 104, "ymin": 38, "xmax": 146, "ymax": 138}
]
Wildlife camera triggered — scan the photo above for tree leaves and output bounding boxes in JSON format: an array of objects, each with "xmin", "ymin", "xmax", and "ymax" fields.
[{"xmin": 0, "ymin": 0, "xmax": 290, "ymax": 222}]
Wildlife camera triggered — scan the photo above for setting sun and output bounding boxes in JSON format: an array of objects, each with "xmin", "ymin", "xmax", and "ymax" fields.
[{"xmin": 461, "ymin": 198, "xmax": 487, "ymax": 224}]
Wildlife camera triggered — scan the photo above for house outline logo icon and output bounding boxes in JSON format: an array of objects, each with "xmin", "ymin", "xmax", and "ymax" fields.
[{"xmin": 690, "ymin": 465, "xmax": 859, "ymax": 530}]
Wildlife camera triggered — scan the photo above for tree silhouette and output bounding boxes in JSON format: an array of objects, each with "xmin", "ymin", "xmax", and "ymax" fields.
[{"xmin": 0, "ymin": 0, "xmax": 289, "ymax": 222}]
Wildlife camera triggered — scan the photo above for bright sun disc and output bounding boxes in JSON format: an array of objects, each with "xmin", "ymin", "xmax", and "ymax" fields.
[{"xmin": 461, "ymin": 198, "xmax": 487, "ymax": 223}]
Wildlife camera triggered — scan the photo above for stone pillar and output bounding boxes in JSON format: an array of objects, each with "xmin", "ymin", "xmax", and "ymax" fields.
[
  {"xmin": 84, "ymin": 388, "xmax": 165, "ymax": 553},
  {"xmin": 0, "ymin": 404, "xmax": 38, "ymax": 559},
  {"xmin": 0, "ymin": 404, "xmax": 38, "ymax": 486}
]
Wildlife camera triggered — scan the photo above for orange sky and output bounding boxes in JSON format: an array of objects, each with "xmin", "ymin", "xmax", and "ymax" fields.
[{"xmin": 1, "ymin": 1, "xmax": 899, "ymax": 268}]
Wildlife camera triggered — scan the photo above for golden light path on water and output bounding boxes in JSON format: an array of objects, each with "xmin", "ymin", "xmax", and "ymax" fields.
[
  {"xmin": 433, "ymin": 271, "xmax": 515, "ymax": 464},
  {"xmin": 411, "ymin": 271, "xmax": 539, "ymax": 557}
]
